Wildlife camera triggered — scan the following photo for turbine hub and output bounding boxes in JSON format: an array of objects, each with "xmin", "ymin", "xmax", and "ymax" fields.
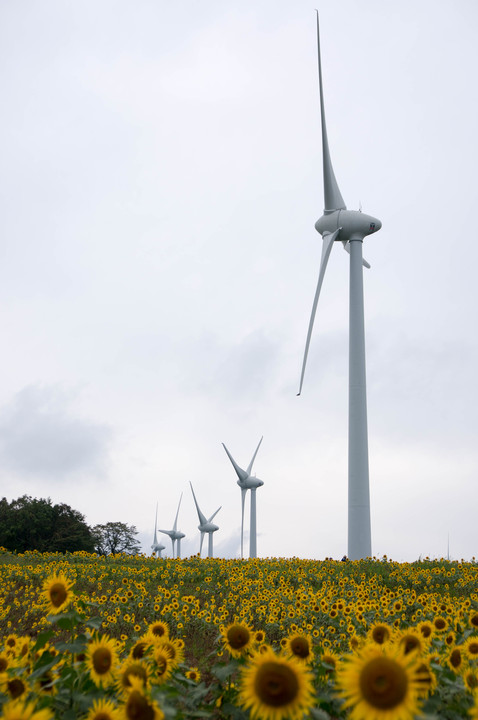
[{"xmin": 315, "ymin": 210, "xmax": 381, "ymax": 241}]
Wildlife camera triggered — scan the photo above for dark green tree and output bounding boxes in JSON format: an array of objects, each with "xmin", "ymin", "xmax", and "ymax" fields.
[
  {"xmin": 0, "ymin": 495, "xmax": 95, "ymax": 553},
  {"xmin": 91, "ymin": 521, "xmax": 141, "ymax": 556}
]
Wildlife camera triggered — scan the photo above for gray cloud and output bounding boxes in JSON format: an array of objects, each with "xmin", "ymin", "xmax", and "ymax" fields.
[{"xmin": 0, "ymin": 385, "xmax": 112, "ymax": 480}]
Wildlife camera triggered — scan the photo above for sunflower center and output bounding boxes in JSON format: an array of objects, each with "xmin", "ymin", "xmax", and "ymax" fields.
[
  {"xmin": 291, "ymin": 638, "xmax": 310, "ymax": 659},
  {"xmin": 359, "ymin": 657, "xmax": 408, "ymax": 709},
  {"xmin": 151, "ymin": 624, "xmax": 166, "ymax": 637},
  {"xmin": 49, "ymin": 582, "xmax": 68, "ymax": 608},
  {"xmin": 156, "ymin": 657, "xmax": 167, "ymax": 676},
  {"xmin": 227, "ymin": 626, "xmax": 250, "ymax": 650},
  {"xmin": 93, "ymin": 714, "xmax": 112, "ymax": 720},
  {"xmin": 401, "ymin": 637, "xmax": 420, "ymax": 655},
  {"xmin": 468, "ymin": 642, "xmax": 478, "ymax": 655},
  {"xmin": 372, "ymin": 627, "xmax": 389, "ymax": 644},
  {"xmin": 93, "ymin": 648, "xmax": 113, "ymax": 675},
  {"xmin": 132, "ymin": 642, "xmax": 147, "ymax": 659},
  {"xmin": 7, "ymin": 678, "xmax": 25, "ymax": 699},
  {"xmin": 125, "ymin": 690, "xmax": 155, "ymax": 720},
  {"xmin": 450, "ymin": 649, "xmax": 462, "ymax": 668},
  {"xmin": 0, "ymin": 658, "xmax": 8, "ymax": 672},
  {"xmin": 255, "ymin": 661, "xmax": 299, "ymax": 707}
]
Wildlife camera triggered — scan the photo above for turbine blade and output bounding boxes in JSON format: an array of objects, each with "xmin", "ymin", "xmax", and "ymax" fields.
[
  {"xmin": 316, "ymin": 11, "xmax": 346, "ymax": 213},
  {"xmin": 342, "ymin": 241, "xmax": 371, "ymax": 269},
  {"xmin": 297, "ymin": 229, "xmax": 340, "ymax": 395},
  {"xmin": 222, "ymin": 443, "xmax": 248, "ymax": 482},
  {"xmin": 246, "ymin": 436, "xmax": 263, "ymax": 475},
  {"xmin": 200, "ymin": 531, "xmax": 205, "ymax": 555},
  {"xmin": 153, "ymin": 502, "xmax": 158, "ymax": 545},
  {"xmin": 208, "ymin": 506, "xmax": 221, "ymax": 523},
  {"xmin": 190, "ymin": 482, "xmax": 207, "ymax": 525},
  {"xmin": 173, "ymin": 492, "xmax": 183, "ymax": 531}
]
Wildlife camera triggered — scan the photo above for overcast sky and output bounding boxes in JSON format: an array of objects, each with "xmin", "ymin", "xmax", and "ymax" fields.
[{"xmin": 1, "ymin": 0, "xmax": 477, "ymax": 563}]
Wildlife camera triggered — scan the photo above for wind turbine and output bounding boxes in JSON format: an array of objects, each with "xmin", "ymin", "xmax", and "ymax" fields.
[
  {"xmin": 222, "ymin": 437, "xmax": 264, "ymax": 559},
  {"xmin": 297, "ymin": 13, "xmax": 382, "ymax": 561},
  {"xmin": 189, "ymin": 482, "xmax": 221, "ymax": 558},
  {"xmin": 151, "ymin": 503, "xmax": 166, "ymax": 558},
  {"xmin": 158, "ymin": 493, "xmax": 186, "ymax": 558}
]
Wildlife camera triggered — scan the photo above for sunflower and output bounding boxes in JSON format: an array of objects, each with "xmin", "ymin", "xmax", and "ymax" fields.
[
  {"xmin": 464, "ymin": 668, "xmax": 478, "ymax": 693},
  {"xmin": 40, "ymin": 572, "xmax": 75, "ymax": 615},
  {"xmin": 469, "ymin": 612, "xmax": 478, "ymax": 629},
  {"xmin": 239, "ymin": 646, "xmax": 315, "ymax": 720},
  {"xmin": 116, "ymin": 659, "xmax": 149, "ymax": 695},
  {"xmin": 222, "ymin": 621, "xmax": 254, "ymax": 658},
  {"xmin": 0, "ymin": 652, "xmax": 11, "ymax": 672},
  {"xmin": 146, "ymin": 621, "xmax": 169, "ymax": 641},
  {"xmin": 414, "ymin": 659, "xmax": 437, "ymax": 698},
  {"xmin": 85, "ymin": 698, "xmax": 121, "ymax": 720},
  {"xmin": 321, "ymin": 651, "xmax": 340, "ymax": 673},
  {"xmin": 0, "ymin": 698, "xmax": 53, "ymax": 720},
  {"xmin": 369, "ymin": 623, "xmax": 393, "ymax": 646},
  {"xmin": 418, "ymin": 622, "xmax": 433, "ymax": 640},
  {"xmin": 156, "ymin": 639, "xmax": 184, "ymax": 668},
  {"xmin": 396, "ymin": 629, "xmax": 427, "ymax": 656},
  {"xmin": 465, "ymin": 637, "xmax": 478, "ymax": 660},
  {"xmin": 121, "ymin": 676, "xmax": 164, "ymax": 720},
  {"xmin": 185, "ymin": 667, "xmax": 201, "ymax": 682},
  {"xmin": 151, "ymin": 648, "xmax": 173, "ymax": 685},
  {"xmin": 447, "ymin": 645, "xmax": 464, "ymax": 673},
  {"xmin": 284, "ymin": 633, "xmax": 314, "ymax": 664},
  {"xmin": 336, "ymin": 644, "xmax": 424, "ymax": 720},
  {"xmin": 0, "ymin": 673, "xmax": 30, "ymax": 701},
  {"xmin": 86, "ymin": 635, "xmax": 119, "ymax": 687}
]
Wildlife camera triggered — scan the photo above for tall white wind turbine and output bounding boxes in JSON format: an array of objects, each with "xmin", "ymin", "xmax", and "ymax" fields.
[
  {"xmin": 189, "ymin": 482, "xmax": 221, "ymax": 558},
  {"xmin": 158, "ymin": 494, "xmax": 186, "ymax": 558},
  {"xmin": 151, "ymin": 503, "xmax": 166, "ymax": 558},
  {"xmin": 222, "ymin": 437, "xmax": 264, "ymax": 559},
  {"xmin": 297, "ymin": 14, "xmax": 382, "ymax": 561}
]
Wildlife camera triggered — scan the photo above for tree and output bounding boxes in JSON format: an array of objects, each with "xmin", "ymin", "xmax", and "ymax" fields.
[
  {"xmin": 0, "ymin": 495, "xmax": 95, "ymax": 553},
  {"xmin": 91, "ymin": 522, "xmax": 141, "ymax": 556}
]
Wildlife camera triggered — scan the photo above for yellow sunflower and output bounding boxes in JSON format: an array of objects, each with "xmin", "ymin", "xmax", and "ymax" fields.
[
  {"xmin": 85, "ymin": 635, "xmax": 119, "ymax": 688},
  {"xmin": 464, "ymin": 668, "xmax": 478, "ymax": 693},
  {"xmin": 0, "ymin": 673, "xmax": 30, "ymax": 701},
  {"xmin": 40, "ymin": 572, "xmax": 75, "ymax": 615},
  {"xmin": 185, "ymin": 667, "xmax": 201, "ymax": 682},
  {"xmin": 0, "ymin": 698, "xmax": 53, "ymax": 720},
  {"xmin": 121, "ymin": 676, "xmax": 164, "ymax": 720},
  {"xmin": 239, "ymin": 646, "xmax": 315, "ymax": 720},
  {"xmin": 85, "ymin": 698, "xmax": 121, "ymax": 720},
  {"xmin": 116, "ymin": 659, "xmax": 149, "ymax": 696},
  {"xmin": 156, "ymin": 638, "xmax": 184, "ymax": 668},
  {"xmin": 221, "ymin": 621, "xmax": 254, "ymax": 658},
  {"xmin": 396, "ymin": 629, "xmax": 428, "ymax": 657},
  {"xmin": 284, "ymin": 633, "xmax": 314, "ymax": 664},
  {"xmin": 465, "ymin": 637, "xmax": 478, "ymax": 660},
  {"xmin": 447, "ymin": 645, "xmax": 464, "ymax": 673},
  {"xmin": 369, "ymin": 623, "xmax": 393, "ymax": 646},
  {"xmin": 151, "ymin": 648, "xmax": 173, "ymax": 685},
  {"xmin": 146, "ymin": 621, "xmax": 169, "ymax": 641},
  {"xmin": 336, "ymin": 644, "xmax": 425, "ymax": 720}
]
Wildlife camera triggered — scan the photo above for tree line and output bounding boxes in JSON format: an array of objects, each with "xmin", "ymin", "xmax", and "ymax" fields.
[{"xmin": 0, "ymin": 495, "xmax": 142, "ymax": 555}]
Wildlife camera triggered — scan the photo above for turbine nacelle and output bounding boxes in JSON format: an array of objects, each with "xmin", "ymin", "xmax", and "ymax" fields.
[
  {"xmin": 199, "ymin": 522, "xmax": 219, "ymax": 533},
  {"xmin": 238, "ymin": 476, "xmax": 264, "ymax": 490},
  {"xmin": 315, "ymin": 210, "xmax": 382, "ymax": 242}
]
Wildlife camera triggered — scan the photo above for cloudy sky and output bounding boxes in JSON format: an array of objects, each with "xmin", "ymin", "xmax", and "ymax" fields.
[{"xmin": 1, "ymin": 0, "xmax": 477, "ymax": 562}]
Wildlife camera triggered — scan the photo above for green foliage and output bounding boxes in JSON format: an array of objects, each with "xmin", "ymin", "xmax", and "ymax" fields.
[
  {"xmin": 91, "ymin": 520, "xmax": 141, "ymax": 555},
  {"xmin": 0, "ymin": 495, "xmax": 95, "ymax": 553}
]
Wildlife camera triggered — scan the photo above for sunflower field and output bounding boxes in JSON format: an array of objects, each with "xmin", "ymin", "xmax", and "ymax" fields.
[{"xmin": 1, "ymin": 549, "xmax": 478, "ymax": 720}]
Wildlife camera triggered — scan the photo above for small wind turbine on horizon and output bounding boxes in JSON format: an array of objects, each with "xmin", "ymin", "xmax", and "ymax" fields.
[
  {"xmin": 158, "ymin": 493, "xmax": 186, "ymax": 558},
  {"xmin": 222, "ymin": 437, "xmax": 264, "ymax": 559},
  {"xmin": 189, "ymin": 482, "xmax": 221, "ymax": 558},
  {"xmin": 151, "ymin": 503, "xmax": 166, "ymax": 558},
  {"xmin": 297, "ymin": 13, "xmax": 382, "ymax": 561}
]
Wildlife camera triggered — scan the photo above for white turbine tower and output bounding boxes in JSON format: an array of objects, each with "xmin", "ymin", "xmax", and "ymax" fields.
[
  {"xmin": 222, "ymin": 437, "xmax": 263, "ymax": 559},
  {"xmin": 189, "ymin": 482, "xmax": 221, "ymax": 558},
  {"xmin": 151, "ymin": 503, "xmax": 166, "ymax": 558},
  {"xmin": 297, "ymin": 14, "xmax": 382, "ymax": 561},
  {"xmin": 158, "ymin": 494, "xmax": 186, "ymax": 558}
]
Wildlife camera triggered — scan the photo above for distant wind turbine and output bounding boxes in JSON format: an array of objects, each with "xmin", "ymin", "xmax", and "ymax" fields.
[
  {"xmin": 222, "ymin": 437, "xmax": 264, "ymax": 559},
  {"xmin": 151, "ymin": 503, "xmax": 166, "ymax": 558},
  {"xmin": 189, "ymin": 482, "xmax": 221, "ymax": 558},
  {"xmin": 158, "ymin": 493, "xmax": 186, "ymax": 558},
  {"xmin": 297, "ymin": 13, "xmax": 382, "ymax": 560}
]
